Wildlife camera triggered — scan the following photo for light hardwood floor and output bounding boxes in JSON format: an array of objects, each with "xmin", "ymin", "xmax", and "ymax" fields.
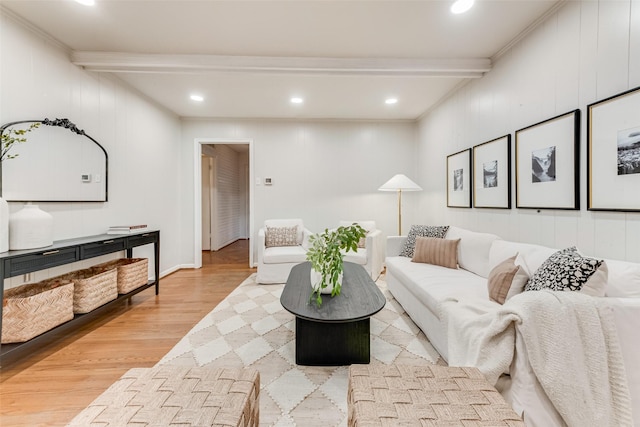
[{"xmin": 0, "ymin": 240, "xmax": 254, "ymax": 427}]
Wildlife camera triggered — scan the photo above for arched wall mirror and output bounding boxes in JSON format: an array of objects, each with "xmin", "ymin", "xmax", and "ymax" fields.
[{"xmin": 0, "ymin": 118, "xmax": 108, "ymax": 202}]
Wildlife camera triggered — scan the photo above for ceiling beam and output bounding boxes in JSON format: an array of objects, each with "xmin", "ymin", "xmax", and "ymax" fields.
[{"xmin": 71, "ymin": 52, "xmax": 491, "ymax": 78}]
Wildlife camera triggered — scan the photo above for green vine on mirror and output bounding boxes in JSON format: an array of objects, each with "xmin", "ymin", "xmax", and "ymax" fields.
[
  {"xmin": 306, "ymin": 223, "xmax": 367, "ymax": 306},
  {"xmin": 0, "ymin": 123, "xmax": 40, "ymax": 162}
]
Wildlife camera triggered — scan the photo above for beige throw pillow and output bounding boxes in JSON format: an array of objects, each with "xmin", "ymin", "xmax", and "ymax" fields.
[
  {"xmin": 265, "ymin": 225, "xmax": 299, "ymax": 247},
  {"xmin": 411, "ymin": 237, "xmax": 459, "ymax": 269},
  {"xmin": 487, "ymin": 255, "xmax": 520, "ymax": 304}
]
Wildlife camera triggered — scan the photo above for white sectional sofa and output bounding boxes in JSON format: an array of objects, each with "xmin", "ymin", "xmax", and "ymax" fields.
[{"xmin": 385, "ymin": 226, "xmax": 640, "ymax": 427}]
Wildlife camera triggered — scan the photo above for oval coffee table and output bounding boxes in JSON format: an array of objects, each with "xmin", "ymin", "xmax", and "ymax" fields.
[{"xmin": 280, "ymin": 261, "xmax": 386, "ymax": 366}]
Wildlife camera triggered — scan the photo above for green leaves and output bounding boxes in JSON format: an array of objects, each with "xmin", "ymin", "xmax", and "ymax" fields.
[
  {"xmin": 307, "ymin": 223, "xmax": 367, "ymax": 306},
  {"xmin": 0, "ymin": 123, "xmax": 40, "ymax": 162}
]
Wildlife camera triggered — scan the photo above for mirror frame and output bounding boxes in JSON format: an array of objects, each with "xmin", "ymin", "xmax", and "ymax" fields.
[{"xmin": 0, "ymin": 118, "xmax": 108, "ymax": 202}]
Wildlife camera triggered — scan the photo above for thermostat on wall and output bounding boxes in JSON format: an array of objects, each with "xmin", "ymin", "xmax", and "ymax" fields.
[
  {"xmin": 81, "ymin": 174, "xmax": 91, "ymax": 183},
  {"xmin": 265, "ymin": 177, "xmax": 272, "ymax": 185}
]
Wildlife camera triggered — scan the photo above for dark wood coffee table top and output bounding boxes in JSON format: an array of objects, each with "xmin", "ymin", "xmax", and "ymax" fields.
[{"xmin": 280, "ymin": 262, "xmax": 386, "ymax": 323}]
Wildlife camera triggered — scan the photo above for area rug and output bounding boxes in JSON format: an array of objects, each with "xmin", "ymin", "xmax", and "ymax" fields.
[{"xmin": 158, "ymin": 273, "xmax": 443, "ymax": 426}]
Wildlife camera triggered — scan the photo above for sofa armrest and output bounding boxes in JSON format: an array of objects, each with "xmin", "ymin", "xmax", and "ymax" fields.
[
  {"xmin": 257, "ymin": 228, "xmax": 267, "ymax": 263},
  {"xmin": 301, "ymin": 227, "xmax": 313, "ymax": 250},
  {"xmin": 386, "ymin": 236, "xmax": 407, "ymax": 257}
]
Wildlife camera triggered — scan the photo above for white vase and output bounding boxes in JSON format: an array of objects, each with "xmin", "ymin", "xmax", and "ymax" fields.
[
  {"xmin": 9, "ymin": 204, "xmax": 54, "ymax": 250},
  {"xmin": 310, "ymin": 267, "xmax": 343, "ymax": 295},
  {"xmin": 0, "ymin": 197, "xmax": 8, "ymax": 252}
]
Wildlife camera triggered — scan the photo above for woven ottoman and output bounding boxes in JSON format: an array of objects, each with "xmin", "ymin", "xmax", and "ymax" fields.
[
  {"xmin": 67, "ymin": 366, "xmax": 259, "ymax": 427},
  {"xmin": 348, "ymin": 365, "xmax": 524, "ymax": 427}
]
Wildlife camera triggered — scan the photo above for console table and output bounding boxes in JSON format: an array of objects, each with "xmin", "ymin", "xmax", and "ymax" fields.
[{"xmin": 0, "ymin": 230, "xmax": 160, "ymax": 366}]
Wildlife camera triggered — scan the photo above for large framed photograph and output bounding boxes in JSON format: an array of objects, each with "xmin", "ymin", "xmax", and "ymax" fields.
[
  {"xmin": 447, "ymin": 148, "xmax": 472, "ymax": 208},
  {"xmin": 588, "ymin": 86, "xmax": 640, "ymax": 211},
  {"xmin": 472, "ymin": 135, "xmax": 511, "ymax": 209},
  {"xmin": 515, "ymin": 110, "xmax": 580, "ymax": 210}
]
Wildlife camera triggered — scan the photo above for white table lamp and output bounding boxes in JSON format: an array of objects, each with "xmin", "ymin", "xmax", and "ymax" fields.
[{"xmin": 378, "ymin": 174, "xmax": 422, "ymax": 235}]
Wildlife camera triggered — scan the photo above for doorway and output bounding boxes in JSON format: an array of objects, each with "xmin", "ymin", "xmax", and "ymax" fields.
[{"xmin": 194, "ymin": 138, "xmax": 254, "ymax": 269}]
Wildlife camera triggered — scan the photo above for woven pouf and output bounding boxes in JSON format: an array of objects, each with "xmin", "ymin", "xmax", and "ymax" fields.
[
  {"xmin": 67, "ymin": 366, "xmax": 259, "ymax": 427},
  {"xmin": 348, "ymin": 364, "xmax": 524, "ymax": 427}
]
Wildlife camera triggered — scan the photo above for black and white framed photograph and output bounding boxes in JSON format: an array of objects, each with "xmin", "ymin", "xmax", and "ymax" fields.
[
  {"xmin": 515, "ymin": 109, "xmax": 580, "ymax": 210},
  {"xmin": 447, "ymin": 148, "xmax": 472, "ymax": 208},
  {"xmin": 588, "ymin": 86, "xmax": 640, "ymax": 211},
  {"xmin": 472, "ymin": 135, "xmax": 511, "ymax": 209}
]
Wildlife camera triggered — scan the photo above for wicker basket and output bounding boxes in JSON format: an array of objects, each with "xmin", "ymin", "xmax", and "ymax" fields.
[
  {"xmin": 56, "ymin": 267, "xmax": 118, "ymax": 314},
  {"xmin": 2, "ymin": 279, "xmax": 74, "ymax": 343},
  {"xmin": 93, "ymin": 258, "xmax": 149, "ymax": 294}
]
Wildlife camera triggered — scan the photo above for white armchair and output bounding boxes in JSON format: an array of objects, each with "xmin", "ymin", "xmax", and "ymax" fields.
[
  {"xmin": 256, "ymin": 219, "xmax": 313, "ymax": 284},
  {"xmin": 339, "ymin": 220, "xmax": 385, "ymax": 281}
]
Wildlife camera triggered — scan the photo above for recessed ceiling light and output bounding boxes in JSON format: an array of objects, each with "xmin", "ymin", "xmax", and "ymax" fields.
[
  {"xmin": 385, "ymin": 98, "xmax": 398, "ymax": 105},
  {"xmin": 451, "ymin": 0, "xmax": 474, "ymax": 14},
  {"xmin": 290, "ymin": 97, "xmax": 303, "ymax": 104},
  {"xmin": 190, "ymin": 94, "xmax": 204, "ymax": 102},
  {"xmin": 75, "ymin": 0, "xmax": 95, "ymax": 6}
]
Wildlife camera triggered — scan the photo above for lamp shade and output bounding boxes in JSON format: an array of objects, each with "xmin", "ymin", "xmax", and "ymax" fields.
[{"xmin": 378, "ymin": 174, "xmax": 422, "ymax": 191}]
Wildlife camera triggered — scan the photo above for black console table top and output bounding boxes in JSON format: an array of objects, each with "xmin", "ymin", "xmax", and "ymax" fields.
[{"xmin": 0, "ymin": 229, "xmax": 160, "ymax": 367}]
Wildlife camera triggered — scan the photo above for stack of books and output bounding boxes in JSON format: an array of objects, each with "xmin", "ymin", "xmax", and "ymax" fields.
[{"xmin": 107, "ymin": 224, "xmax": 148, "ymax": 235}]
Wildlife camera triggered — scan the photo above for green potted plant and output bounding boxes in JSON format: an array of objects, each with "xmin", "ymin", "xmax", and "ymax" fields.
[
  {"xmin": 1, "ymin": 122, "xmax": 40, "ymax": 162},
  {"xmin": 306, "ymin": 223, "xmax": 367, "ymax": 306}
]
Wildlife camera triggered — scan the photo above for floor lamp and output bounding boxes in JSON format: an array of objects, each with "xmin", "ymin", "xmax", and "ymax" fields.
[{"xmin": 378, "ymin": 174, "xmax": 422, "ymax": 235}]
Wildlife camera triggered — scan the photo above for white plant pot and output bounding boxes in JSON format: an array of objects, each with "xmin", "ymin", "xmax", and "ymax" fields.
[
  {"xmin": 9, "ymin": 204, "xmax": 54, "ymax": 250},
  {"xmin": 310, "ymin": 267, "xmax": 343, "ymax": 295}
]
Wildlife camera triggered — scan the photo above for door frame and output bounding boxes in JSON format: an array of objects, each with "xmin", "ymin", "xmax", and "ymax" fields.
[{"xmin": 193, "ymin": 138, "xmax": 254, "ymax": 268}]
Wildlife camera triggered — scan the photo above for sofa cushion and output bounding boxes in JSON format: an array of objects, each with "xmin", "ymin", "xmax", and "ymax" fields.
[
  {"xmin": 265, "ymin": 225, "xmax": 299, "ymax": 247},
  {"xmin": 412, "ymin": 237, "xmax": 459, "ymax": 269},
  {"xmin": 489, "ymin": 240, "xmax": 555, "ymax": 272},
  {"xmin": 386, "ymin": 256, "xmax": 488, "ymax": 318},
  {"xmin": 487, "ymin": 255, "xmax": 519, "ymax": 304},
  {"xmin": 263, "ymin": 245, "xmax": 307, "ymax": 264},
  {"xmin": 605, "ymin": 259, "xmax": 640, "ymax": 298},
  {"xmin": 400, "ymin": 225, "xmax": 449, "ymax": 258},
  {"xmin": 344, "ymin": 248, "xmax": 367, "ymax": 265},
  {"xmin": 445, "ymin": 226, "xmax": 501, "ymax": 278},
  {"xmin": 524, "ymin": 247, "xmax": 607, "ymax": 296},
  {"xmin": 505, "ymin": 254, "xmax": 531, "ymax": 301}
]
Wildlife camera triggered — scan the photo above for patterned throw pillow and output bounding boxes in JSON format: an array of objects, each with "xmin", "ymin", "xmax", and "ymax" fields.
[
  {"xmin": 265, "ymin": 225, "xmax": 299, "ymax": 247},
  {"xmin": 400, "ymin": 225, "xmax": 450, "ymax": 258},
  {"xmin": 524, "ymin": 247, "xmax": 604, "ymax": 293}
]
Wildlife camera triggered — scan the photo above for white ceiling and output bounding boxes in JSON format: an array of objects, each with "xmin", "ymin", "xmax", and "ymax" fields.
[{"xmin": 1, "ymin": 0, "xmax": 564, "ymax": 120}]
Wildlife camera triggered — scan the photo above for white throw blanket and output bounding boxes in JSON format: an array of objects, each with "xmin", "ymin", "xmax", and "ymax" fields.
[{"xmin": 442, "ymin": 290, "xmax": 632, "ymax": 427}]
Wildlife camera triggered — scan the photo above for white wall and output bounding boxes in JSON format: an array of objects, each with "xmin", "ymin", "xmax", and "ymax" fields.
[
  {"xmin": 0, "ymin": 11, "xmax": 183, "ymax": 285},
  {"xmin": 418, "ymin": 0, "xmax": 640, "ymax": 262},
  {"xmin": 181, "ymin": 119, "xmax": 419, "ymax": 264}
]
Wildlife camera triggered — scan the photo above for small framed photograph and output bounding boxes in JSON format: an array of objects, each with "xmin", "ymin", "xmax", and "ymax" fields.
[
  {"xmin": 588, "ymin": 86, "xmax": 640, "ymax": 211},
  {"xmin": 447, "ymin": 148, "xmax": 472, "ymax": 208},
  {"xmin": 472, "ymin": 135, "xmax": 511, "ymax": 209},
  {"xmin": 515, "ymin": 110, "xmax": 580, "ymax": 210}
]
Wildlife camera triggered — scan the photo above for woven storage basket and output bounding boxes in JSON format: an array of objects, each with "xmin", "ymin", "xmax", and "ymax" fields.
[
  {"xmin": 93, "ymin": 258, "xmax": 148, "ymax": 294},
  {"xmin": 57, "ymin": 267, "xmax": 118, "ymax": 314},
  {"xmin": 2, "ymin": 279, "xmax": 74, "ymax": 343}
]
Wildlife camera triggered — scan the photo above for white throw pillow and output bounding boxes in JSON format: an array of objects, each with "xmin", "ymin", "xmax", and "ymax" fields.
[
  {"xmin": 445, "ymin": 226, "xmax": 501, "ymax": 278},
  {"xmin": 505, "ymin": 253, "xmax": 530, "ymax": 301},
  {"xmin": 604, "ymin": 259, "xmax": 640, "ymax": 298}
]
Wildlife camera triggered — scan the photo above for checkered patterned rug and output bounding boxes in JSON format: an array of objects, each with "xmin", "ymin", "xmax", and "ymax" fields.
[{"xmin": 158, "ymin": 273, "xmax": 442, "ymax": 426}]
